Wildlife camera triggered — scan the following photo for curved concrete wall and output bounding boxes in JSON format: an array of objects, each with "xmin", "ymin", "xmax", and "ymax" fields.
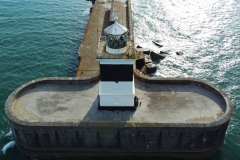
[
  {"xmin": 9, "ymin": 119, "xmax": 229, "ymax": 159},
  {"xmin": 134, "ymin": 72, "xmax": 233, "ymax": 121},
  {"xmin": 5, "ymin": 73, "xmax": 232, "ymax": 159}
]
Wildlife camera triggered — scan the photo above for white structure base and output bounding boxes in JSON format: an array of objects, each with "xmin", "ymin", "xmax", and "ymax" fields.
[
  {"xmin": 106, "ymin": 46, "xmax": 126, "ymax": 54},
  {"xmin": 99, "ymin": 95, "xmax": 134, "ymax": 107},
  {"xmin": 99, "ymin": 80, "xmax": 135, "ymax": 107},
  {"xmin": 99, "ymin": 81, "xmax": 134, "ymax": 95}
]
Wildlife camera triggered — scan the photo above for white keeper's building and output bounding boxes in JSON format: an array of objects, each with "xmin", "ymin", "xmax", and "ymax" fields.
[{"xmin": 96, "ymin": 16, "xmax": 136, "ymax": 109}]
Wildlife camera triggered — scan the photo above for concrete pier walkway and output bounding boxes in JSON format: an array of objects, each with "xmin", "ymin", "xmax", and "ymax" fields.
[
  {"xmin": 76, "ymin": 0, "xmax": 133, "ymax": 77},
  {"xmin": 4, "ymin": 0, "xmax": 233, "ymax": 159},
  {"xmin": 8, "ymin": 78, "xmax": 227, "ymax": 126},
  {"xmin": 5, "ymin": 76, "xmax": 232, "ymax": 158}
]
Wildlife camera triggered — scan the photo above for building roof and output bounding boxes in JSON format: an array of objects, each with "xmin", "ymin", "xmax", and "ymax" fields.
[{"xmin": 104, "ymin": 17, "xmax": 128, "ymax": 35}]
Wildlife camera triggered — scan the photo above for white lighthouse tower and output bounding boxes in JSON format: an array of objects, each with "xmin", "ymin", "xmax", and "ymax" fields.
[{"xmin": 97, "ymin": 14, "xmax": 135, "ymax": 109}]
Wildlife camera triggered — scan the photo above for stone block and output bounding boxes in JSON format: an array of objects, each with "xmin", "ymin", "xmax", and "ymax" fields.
[
  {"xmin": 144, "ymin": 55, "xmax": 152, "ymax": 64},
  {"xmin": 136, "ymin": 45, "xmax": 142, "ymax": 48},
  {"xmin": 145, "ymin": 63, "xmax": 156, "ymax": 74},
  {"xmin": 140, "ymin": 65, "xmax": 147, "ymax": 74},
  {"xmin": 150, "ymin": 51, "xmax": 165, "ymax": 61},
  {"xmin": 176, "ymin": 51, "xmax": 183, "ymax": 56},
  {"xmin": 135, "ymin": 51, "xmax": 145, "ymax": 70},
  {"xmin": 160, "ymin": 50, "xmax": 170, "ymax": 54},
  {"xmin": 136, "ymin": 58, "xmax": 145, "ymax": 70},
  {"xmin": 136, "ymin": 48, "xmax": 151, "ymax": 55}
]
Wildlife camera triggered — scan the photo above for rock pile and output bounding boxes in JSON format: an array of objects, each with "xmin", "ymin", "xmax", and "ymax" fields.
[
  {"xmin": 135, "ymin": 48, "xmax": 165, "ymax": 74},
  {"xmin": 135, "ymin": 42, "xmax": 184, "ymax": 75}
]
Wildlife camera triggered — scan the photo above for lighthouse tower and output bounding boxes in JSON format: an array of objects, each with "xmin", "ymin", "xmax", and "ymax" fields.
[{"xmin": 96, "ymin": 15, "xmax": 135, "ymax": 109}]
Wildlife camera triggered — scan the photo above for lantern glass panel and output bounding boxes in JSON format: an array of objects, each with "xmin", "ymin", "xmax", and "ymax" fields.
[{"xmin": 106, "ymin": 34, "xmax": 127, "ymax": 49}]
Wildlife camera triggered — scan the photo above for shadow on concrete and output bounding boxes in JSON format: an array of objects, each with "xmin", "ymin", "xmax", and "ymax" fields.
[
  {"xmin": 101, "ymin": 10, "xmax": 111, "ymax": 36},
  {"xmin": 82, "ymin": 97, "xmax": 136, "ymax": 122}
]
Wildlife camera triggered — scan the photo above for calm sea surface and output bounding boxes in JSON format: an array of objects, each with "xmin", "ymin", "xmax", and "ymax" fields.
[{"xmin": 0, "ymin": 0, "xmax": 239, "ymax": 159}]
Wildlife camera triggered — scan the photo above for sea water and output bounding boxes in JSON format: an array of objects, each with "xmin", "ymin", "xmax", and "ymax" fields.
[{"xmin": 0, "ymin": 0, "xmax": 239, "ymax": 159}]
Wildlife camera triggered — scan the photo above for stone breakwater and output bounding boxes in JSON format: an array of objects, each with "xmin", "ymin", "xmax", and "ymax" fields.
[
  {"xmin": 5, "ymin": 76, "xmax": 232, "ymax": 159},
  {"xmin": 4, "ymin": 0, "xmax": 233, "ymax": 159},
  {"xmin": 76, "ymin": 0, "xmax": 134, "ymax": 78}
]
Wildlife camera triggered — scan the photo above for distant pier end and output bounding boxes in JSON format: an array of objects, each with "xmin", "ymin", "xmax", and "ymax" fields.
[{"xmin": 5, "ymin": 0, "xmax": 233, "ymax": 159}]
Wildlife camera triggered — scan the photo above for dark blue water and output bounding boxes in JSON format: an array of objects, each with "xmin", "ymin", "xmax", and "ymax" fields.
[{"xmin": 0, "ymin": 0, "xmax": 239, "ymax": 159}]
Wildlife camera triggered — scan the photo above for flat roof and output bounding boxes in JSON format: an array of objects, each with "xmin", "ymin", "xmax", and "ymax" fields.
[{"xmin": 6, "ymin": 78, "xmax": 230, "ymax": 127}]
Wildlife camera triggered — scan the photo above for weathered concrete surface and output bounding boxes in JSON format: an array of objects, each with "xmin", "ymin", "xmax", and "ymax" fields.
[
  {"xmin": 5, "ymin": 77, "xmax": 232, "ymax": 159},
  {"xmin": 97, "ymin": 40, "xmax": 135, "ymax": 59},
  {"xmin": 7, "ymin": 78, "xmax": 226, "ymax": 125}
]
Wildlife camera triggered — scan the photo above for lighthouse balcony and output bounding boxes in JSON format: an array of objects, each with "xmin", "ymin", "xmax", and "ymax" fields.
[{"xmin": 96, "ymin": 36, "xmax": 135, "ymax": 59}]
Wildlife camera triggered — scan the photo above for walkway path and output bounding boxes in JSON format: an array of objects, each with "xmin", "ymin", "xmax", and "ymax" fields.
[{"xmin": 76, "ymin": 0, "xmax": 133, "ymax": 77}]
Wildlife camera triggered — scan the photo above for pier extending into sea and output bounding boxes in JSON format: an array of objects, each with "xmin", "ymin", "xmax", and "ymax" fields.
[
  {"xmin": 76, "ymin": 0, "xmax": 134, "ymax": 77},
  {"xmin": 5, "ymin": 0, "xmax": 232, "ymax": 159}
]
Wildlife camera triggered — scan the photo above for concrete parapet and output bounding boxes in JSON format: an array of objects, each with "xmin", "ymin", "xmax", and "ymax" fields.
[
  {"xmin": 134, "ymin": 71, "xmax": 232, "ymax": 128},
  {"xmin": 5, "ymin": 76, "xmax": 232, "ymax": 159},
  {"xmin": 9, "ymin": 116, "xmax": 229, "ymax": 159}
]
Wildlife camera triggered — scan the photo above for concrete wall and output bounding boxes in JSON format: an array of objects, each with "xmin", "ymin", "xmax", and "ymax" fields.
[
  {"xmin": 5, "ymin": 76, "xmax": 233, "ymax": 159},
  {"xmin": 9, "ymin": 119, "xmax": 229, "ymax": 159},
  {"xmin": 4, "ymin": 68, "xmax": 233, "ymax": 159}
]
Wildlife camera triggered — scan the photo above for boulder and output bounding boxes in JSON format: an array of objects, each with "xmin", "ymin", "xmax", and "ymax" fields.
[
  {"xmin": 136, "ymin": 45, "xmax": 142, "ymax": 48},
  {"xmin": 136, "ymin": 48, "xmax": 151, "ymax": 55},
  {"xmin": 136, "ymin": 58, "xmax": 145, "ymax": 70},
  {"xmin": 152, "ymin": 41, "xmax": 163, "ymax": 47},
  {"xmin": 176, "ymin": 51, "xmax": 183, "ymax": 56},
  {"xmin": 150, "ymin": 51, "xmax": 165, "ymax": 61},
  {"xmin": 140, "ymin": 65, "xmax": 147, "ymax": 74},
  {"xmin": 144, "ymin": 55, "xmax": 152, "ymax": 64},
  {"xmin": 135, "ymin": 50, "xmax": 144, "ymax": 59},
  {"xmin": 135, "ymin": 51, "xmax": 145, "ymax": 70},
  {"xmin": 160, "ymin": 50, "xmax": 170, "ymax": 54},
  {"xmin": 145, "ymin": 63, "xmax": 157, "ymax": 74}
]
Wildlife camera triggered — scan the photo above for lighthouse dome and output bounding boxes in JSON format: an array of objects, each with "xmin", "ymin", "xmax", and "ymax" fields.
[{"xmin": 104, "ymin": 21, "xmax": 128, "ymax": 35}]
